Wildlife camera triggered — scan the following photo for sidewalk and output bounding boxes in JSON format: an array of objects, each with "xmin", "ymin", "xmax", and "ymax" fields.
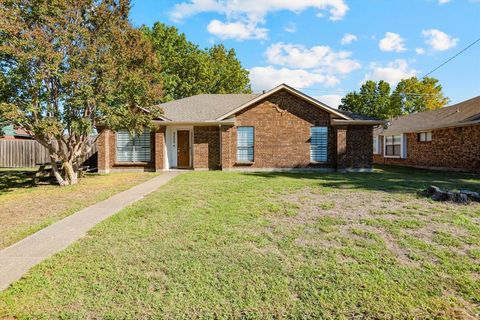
[{"xmin": 0, "ymin": 172, "xmax": 179, "ymax": 291}]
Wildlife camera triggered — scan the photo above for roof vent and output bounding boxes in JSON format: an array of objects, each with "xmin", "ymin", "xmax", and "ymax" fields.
[
  {"xmin": 456, "ymin": 106, "xmax": 460, "ymax": 113},
  {"xmin": 262, "ymin": 90, "xmax": 266, "ymax": 94}
]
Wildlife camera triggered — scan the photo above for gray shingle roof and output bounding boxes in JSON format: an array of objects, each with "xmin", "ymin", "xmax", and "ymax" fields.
[
  {"xmin": 157, "ymin": 94, "xmax": 261, "ymax": 121},
  {"xmin": 153, "ymin": 87, "xmax": 381, "ymax": 122},
  {"xmin": 376, "ymin": 96, "xmax": 480, "ymax": 134},
  {"xmin": 336, "ymin": 110, "xmax": 381, "ymax": 121}
]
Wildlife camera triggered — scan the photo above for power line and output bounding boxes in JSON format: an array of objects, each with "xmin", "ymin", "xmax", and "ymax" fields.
[
  {"xmin": 254, "ymin": 38, "xmax": 480, "ymax": 95},
  {"xmin": 421, "ymin": 37, "xmax": 480, "ymax": 78}
]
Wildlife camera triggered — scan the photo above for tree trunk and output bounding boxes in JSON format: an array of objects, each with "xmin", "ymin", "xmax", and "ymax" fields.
[
  {"xmin": 50, "ymin": 157, "xmax": 68, "ymax": 186},
  {"xmin": 63, "ymin": 161, "xmax": 78, "ymax": 185}
]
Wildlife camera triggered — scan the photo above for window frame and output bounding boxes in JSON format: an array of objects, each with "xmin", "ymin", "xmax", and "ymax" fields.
[
  {"xmin": 373, "ymin": 136, "xmax": 380, "ymax": 155},
  {"xmin": 383, "ymin": 134, "xmax": 403, "ymax": 158},
  {"xmin": 236, "ymin": 126, "xmax": 254, "ymax": 163},
  {"xmin": 310, "ymin": 126, "xmax": 329, "ymax": 163},
  {"xmin": 115, "ymin": 129, "xmax": 152, "ymax": 163},
  {"xmin": 417, "ymin": 131, "xmax": 432, "ymax": 142}
]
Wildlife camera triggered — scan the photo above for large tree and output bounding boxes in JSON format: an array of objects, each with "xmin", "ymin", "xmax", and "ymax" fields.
[
  {"xmin": 339, "ymin": 80, "xmax": 394, "ymax": 119},
  {"xmin": 142, "ymin": 22, "xmax": 251, "ymax": 101},
  {"xmin": 390, "ymin": 77, "xmax": 449, "ymax": 114},
  {"xmin": 339, "ymin": 77, "xmax": 449, "ymax": 120},
  {"xmin": 0, "ymin": 0, "xmax": 163, "ymax": 185}
]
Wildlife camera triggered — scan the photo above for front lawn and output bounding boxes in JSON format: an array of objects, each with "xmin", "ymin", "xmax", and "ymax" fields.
[
  {"xmin": 0, "ymin": 169, "xmax": 158, "ymax": 249},
  {"xmin": 1, "ymin": 166, "xmax": 479, "ymax": 319}
]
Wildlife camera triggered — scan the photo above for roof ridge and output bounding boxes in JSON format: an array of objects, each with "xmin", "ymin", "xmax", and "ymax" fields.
[{"xmin": 390, "ymin": 95, "xmax": 480, "ymax": 120}]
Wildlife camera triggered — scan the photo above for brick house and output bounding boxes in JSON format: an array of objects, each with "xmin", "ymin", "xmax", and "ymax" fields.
[
  {"xmin": 373, "ymin": 96, "xmax": 480, "ymax": 172},
  {"xmin": 97, "ymin": 84, "xmax": 384, "ymax": 173}
]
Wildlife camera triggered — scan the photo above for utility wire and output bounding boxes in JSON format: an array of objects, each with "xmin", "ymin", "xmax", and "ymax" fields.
[{"xmin": 421, "ymin": 37, "xmax": 480, "ymax": 78}]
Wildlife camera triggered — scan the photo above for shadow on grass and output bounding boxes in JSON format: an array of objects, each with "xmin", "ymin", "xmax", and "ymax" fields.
[
  {"xmin": 0, "ymin": 170, "xmax": 36, "ymax": 194},
  {"xmin": 242, "ymin": 165, "xmax": 480, "ymax": 194}
]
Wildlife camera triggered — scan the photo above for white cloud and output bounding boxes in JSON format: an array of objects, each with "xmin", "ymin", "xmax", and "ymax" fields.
[
  {"xmin": 340, "ymin": 33, "xmax": 358, "ymax": 45},
  {"xmin": 415, "ymin": 47, "xmax": 426, "ymax": 55},
  {"xmin": 422, "ymin": 29, "xmax": 458, "ymax": 51},
  {"xmin": 316, "ymin": 95, "xmax": 343, "ymax": 108},
  {"xmin": 171, "ymin": 0, "xmax": 348, "ymax": 40},
  {"xmin": 284, "ymin": 22, "xmax": 297, "ymax": 33},
  {"xmin": 249, "ymin": 66, "xmax": 339, "ymax": 91},
  {"xmin": 171, "ymin": 0, "xmax": 349, "ymax": 22},
  {"xmin": 207, "ymin": 20, "xmax": 267, "ymax": 40},
  {"xmin": 265, "ymin": 43, "xmax": 361, "ymax": 74},
  {"xmin": 438, "ymin": 0, "xmax": 451, "ymax": 4},
  {"xmin": 363, "ymin": 59, "xmax": 417, "ymax": 85},
  {"xmin": 379, "ymin": 32, "xmax": 406, "ymax": 52}
]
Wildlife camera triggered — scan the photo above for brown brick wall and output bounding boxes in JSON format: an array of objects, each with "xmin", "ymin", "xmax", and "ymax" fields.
[
  {"xmin": 221, "ymin": 90, "xmax": 336, "ymax": 169},
  {"xmin": 97, "ymin": 128, "xmax": 108, "ymax": 173},
  {"xmin": 336, "ymin": 126, "xmax": 347, "ymax": 169},
  {"xmin": 193, "ymin": 126, "xmax": 221, "ymax": 170},
  {"xmin": 155, "ymin": 126, "xmax": 166, "ymax": 171},
  {"xmin": 373, "ymin": 125, "xmax": 480, "ymax": 172},
  {"xmin": 345, "ymin": 125, "xmax": 373, "ymax": 169}
]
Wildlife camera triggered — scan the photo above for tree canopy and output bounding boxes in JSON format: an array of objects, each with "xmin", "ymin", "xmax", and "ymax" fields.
[
  {"xmin": 141, "ymin": 22, "xmax": 251, "ymax": 101},
  {"xmin": 0, "ymin": 0, "xmax": 163, "ymax": 185},
  {"xmin": 390, "ymin": 77, "xmax": 450, "ymax": 115},
  {"xmin": 339, "ymin": 77, "xmax": 449, "ymax": 120}
]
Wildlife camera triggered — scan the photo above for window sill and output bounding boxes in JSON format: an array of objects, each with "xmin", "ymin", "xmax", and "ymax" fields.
[
  {"xmin": 309, "ymin": 161, "xmax": 328, "ymax": 165},
  {"xmin": 384, "ymin": 156, "xmax": 402, "ymax": 159},
  {"xmin": 235, "ymin": 161, "xmax": 254, "ymax": 166},
  {"xmin": 114, "ymin": 161, "xmax": 152, "ymax": 166}
]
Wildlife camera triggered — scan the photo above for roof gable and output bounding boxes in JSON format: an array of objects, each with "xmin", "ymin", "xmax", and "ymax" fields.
[{"xmin": 215, "ymin": 84, "xmax": 351, "ymax": 121}]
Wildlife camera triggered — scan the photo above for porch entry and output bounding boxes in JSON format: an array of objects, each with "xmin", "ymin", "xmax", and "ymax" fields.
[{"xmin": 177, "ymin": 130, "xmax": 190, "ymax": 168}]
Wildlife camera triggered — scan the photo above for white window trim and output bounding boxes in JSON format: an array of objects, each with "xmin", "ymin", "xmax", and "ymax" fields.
[
  {"xmin": 383, "ymin": 134, "xmax": 406, "ymax": 159},
  {"xmin": 373, "ymin": 136, "xmax": 380, "ymax": 155},
  {"xmin": 310, "ymin": 126, "xmax": 329, "ymax": 163},
  {"xmin": 115, "ymin": 130, "xmax": 152, "ymax": 163},
  {"xmin": 236, "ymin": 126, "xmax": 255, "ymax": 163},
  {"xmin": 418, "ymin": 131, "xmax": 432, "ymax": 142}
]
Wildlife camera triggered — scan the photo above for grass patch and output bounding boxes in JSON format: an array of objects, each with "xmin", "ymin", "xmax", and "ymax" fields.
[
  {"xmin": 0, "ymin": 170, "xmax": 158, "ymax": 248},
  {"xmin": 0, "ymin": 165, "xmax": 479, "ymax": 318}
]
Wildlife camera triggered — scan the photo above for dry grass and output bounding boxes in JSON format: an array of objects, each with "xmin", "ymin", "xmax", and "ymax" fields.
[
  {"xmin": 0, "ymin": 170, "xmax": 158, "ymax": 249},
  {"xmin": 1, "ymin": 166, "xmax": 479, "ymax": 319},
  {"xmin": 273, "ymin": 189, "xmax": 480, "ymax": 268}
]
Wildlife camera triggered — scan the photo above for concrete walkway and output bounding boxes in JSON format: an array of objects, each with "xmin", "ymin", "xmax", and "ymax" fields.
[{"xmin": 0, "ymin": 172, "xmax": 179, "ymax": 291}]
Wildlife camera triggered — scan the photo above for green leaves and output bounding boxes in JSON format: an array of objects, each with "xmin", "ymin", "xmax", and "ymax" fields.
[
  {"xmin": 0, "ymin": 0, "xmax": 163, "ymax": 184},
  {"xmin": 391, "ymin": 77, "xmax": 450, "ymax": 115},
  {"xmin": 339, "ymin": 80, "xmax": 393, "ymax": 119},
  {"xmin": 339, "ymin": 77, "xmax": 449, "ymax": 119},
  {"xmin": 142, "ymin": 22, "xmax": 251, "ymax": 101}
]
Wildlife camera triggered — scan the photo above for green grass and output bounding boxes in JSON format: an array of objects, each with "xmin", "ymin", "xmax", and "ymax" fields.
[
  {"xmin": 0, "ymin": 169, "xmax": 159, "ymax": 249},
  {"xmin": 0, "ymin": 165, "xmax": 479, "ymax": 319}
]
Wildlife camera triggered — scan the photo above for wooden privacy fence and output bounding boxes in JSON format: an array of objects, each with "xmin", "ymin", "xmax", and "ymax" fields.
[{"xmin": 0, "ymin": 140, "xmax": 97, "ymax": 168}]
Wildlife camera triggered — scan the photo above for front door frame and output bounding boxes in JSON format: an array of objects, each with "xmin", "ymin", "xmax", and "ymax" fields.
[{"xmin": 176, "ymin": 129, "xmax": 191, "ymax": 168}]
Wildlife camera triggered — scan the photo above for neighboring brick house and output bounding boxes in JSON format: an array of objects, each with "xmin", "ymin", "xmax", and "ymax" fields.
[
  {"xmin": 97, "ymin": 84, "xmax": 384, "ymax": 173},
  {"xmin": 373, "ymin": 96, "xmax": 480, "ymax": 172}
]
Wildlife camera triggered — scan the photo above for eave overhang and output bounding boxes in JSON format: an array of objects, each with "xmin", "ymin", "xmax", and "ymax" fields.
[
  {"xmin": 331, "ymin": 119, "xmax": 387, "ymax": 126},
  {"xmin": 152, "ymin": 119, "xmax": 236, "ymax": 126}
]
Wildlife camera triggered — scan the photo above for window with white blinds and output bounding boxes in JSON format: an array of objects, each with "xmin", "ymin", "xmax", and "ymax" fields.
[
  {"xmin": 116, "ymin": 130, "xmax": 151, "ymax": 162},
  {"xmin": 310, "ymin": 126, "xmax": 328, "ymax": 162},
  {"xmin": 237, "ymin": 126, "xmax": 254, "ymax": 162}
]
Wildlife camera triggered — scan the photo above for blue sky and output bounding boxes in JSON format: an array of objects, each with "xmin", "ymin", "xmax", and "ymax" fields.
[{"xmin": 130, "ymin": 0, "xmax": 480, "ymax": 107}]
